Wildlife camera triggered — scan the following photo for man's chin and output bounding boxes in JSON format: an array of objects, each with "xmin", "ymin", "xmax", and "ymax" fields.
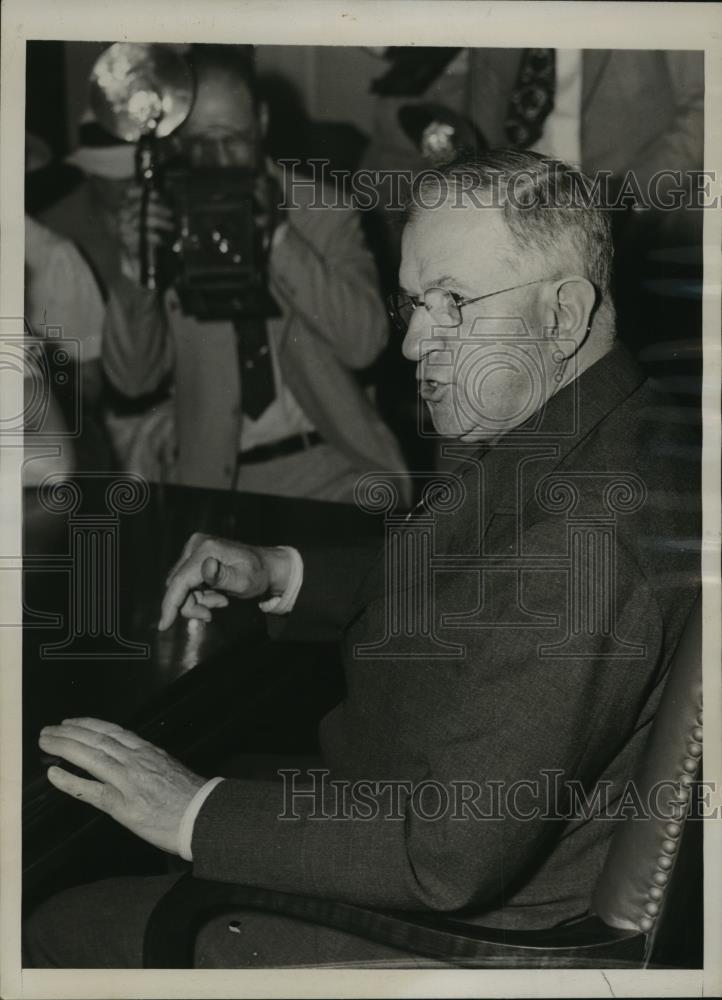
[
  {"xmin": 426, "ymin": 404, "xmax": 460, "ymax": 439},
  {"xmin": 427, "ymin": 406, "xmax": 509, "ymax": 444},
  {"xmin": 428, "ymin": 410, "xmax": 483, "ymax": 442}
]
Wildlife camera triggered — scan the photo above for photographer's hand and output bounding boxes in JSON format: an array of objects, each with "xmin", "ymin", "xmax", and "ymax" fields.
[
  {"xmin": 118, "ymin": 185, "xmax": 175, "ymax": 284},
  {"xmin": 158, "ymin": 533, "xmax": 294, "ymax": 630}
]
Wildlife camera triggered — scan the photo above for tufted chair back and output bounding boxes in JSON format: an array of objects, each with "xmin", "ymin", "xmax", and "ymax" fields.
[{"xmin": 592, "ymin": 593, "xmax": 703, "ymax": 961}]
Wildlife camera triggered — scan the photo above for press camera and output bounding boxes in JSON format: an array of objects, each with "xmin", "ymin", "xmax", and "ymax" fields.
[
  {"xmin": 90, "ymin": 42, "xmax": 279, "ymax": 321},
  {"xmin": 160, "ymin": 163, "xmax": 279, "ymax": 321}
]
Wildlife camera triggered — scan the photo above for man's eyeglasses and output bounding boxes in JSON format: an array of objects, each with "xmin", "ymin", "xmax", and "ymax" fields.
[{"xmin": 387, "ymin": 278, "xmax": 552, "ymax": 334}]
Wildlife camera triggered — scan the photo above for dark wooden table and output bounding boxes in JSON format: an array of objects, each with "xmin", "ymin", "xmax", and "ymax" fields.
[{"xmin": 22, "ymin": 479, "xmax": 383, "ymax": 906}]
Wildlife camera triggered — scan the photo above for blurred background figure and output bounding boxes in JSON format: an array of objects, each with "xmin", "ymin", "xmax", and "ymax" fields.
[
  {"xmin": 97, "ymin": 43, "xmax": 409, "ymax": 503},
  {"xmin": 466, "ymin": 49, "xmax": 704, "ymax": 395},
  {"xmin": 34, "ymin": 106, "xmax": 168, "ymax": 473},
  {"xmin": 24, "ymin": 132, "xmax": 111, "ymax": 479}
]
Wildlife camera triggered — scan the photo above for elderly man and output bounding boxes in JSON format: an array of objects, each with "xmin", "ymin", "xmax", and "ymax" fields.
[{"xmin": 26, "ymin": 151, "xmax": 700, "ymax": 967}]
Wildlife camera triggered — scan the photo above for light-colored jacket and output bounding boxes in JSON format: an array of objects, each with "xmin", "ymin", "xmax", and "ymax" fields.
[{"xmin": 102, "ymin": 182, "xmax": 410, "ymax": 497}]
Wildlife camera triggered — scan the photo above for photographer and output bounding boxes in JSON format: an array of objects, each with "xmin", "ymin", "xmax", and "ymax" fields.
[{"xmin": 101, "ymin": 44, "xmax": 410, "ymax": 503}]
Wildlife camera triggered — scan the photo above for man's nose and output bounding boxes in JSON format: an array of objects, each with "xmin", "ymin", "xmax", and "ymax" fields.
[
  {"xmin": 401, "ymin": 309, "xmax": 429, "ymax": 361},
  {"xmin": 401, "ymin": 310, "xmax": 450, "ymax": 362}
]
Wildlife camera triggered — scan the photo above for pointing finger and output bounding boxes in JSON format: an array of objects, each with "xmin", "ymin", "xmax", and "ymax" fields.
[
  {"xmin": 159, "ymin": 559, "xmax": 204, "ymax": 630},
  {"xmin": 166, "ymin": 534, "xmax": 204, "ymax": 585}
]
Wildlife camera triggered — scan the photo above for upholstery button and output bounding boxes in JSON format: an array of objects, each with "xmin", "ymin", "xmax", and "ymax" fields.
[
  {"xmin": 227, "ymin": 920, "xmax": 242, "ymax": 934},
  {"xmin": 673, "ymin": 787, "xmax": 691, "ymax": 802},
  {"xmin": 683, "ymin": 758, "xmax": 698, "ymax": 773},
  {"xmin": 696, "ymin": 711, "xmax": 703, "ymax": 727},
  {"xmin": 649, "ymin": 886, "xmax": 663, "ymax": 900},
  {"xmin": 680, "ymin": 772, "xmax": 695, "ymax": 786},
  {"xmin": 639, "ymin": 916, "xmax": 654, "ymax": 932},
  {"xmin": 652, "ymin": 871, "xmax": 669, "ymax": 886},
  {"xmin": 665, "ymin": 821, "xmax": 682, "ymax": 838},
  {"xmin": 657, "ymin": 855, "xmax": 674, "ymax": 870},
  {"xmin": 661, "ymin": 839, "xmax": 677, "ymax": 854},
  {"xmin": 691, "ymin": 727, "xmax": 703, "ymax": 743},
  {"xmin": 687, "ymin": 743, "xmax": 702, "ymax": 758},
  {"xmin": 644, "ymin": 901, "xmax": 660, "ymax": 917}
]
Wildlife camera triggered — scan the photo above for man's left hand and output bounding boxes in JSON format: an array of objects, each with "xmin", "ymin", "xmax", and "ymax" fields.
[{"xmin": 38, "ymin": 718, "xmax": 206, "ymax": 855}]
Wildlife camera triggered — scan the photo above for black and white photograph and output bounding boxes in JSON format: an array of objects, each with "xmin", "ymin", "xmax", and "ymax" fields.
[{"xmin": 1, "ymin": 1, "xmax": 720, "ymax": 997}]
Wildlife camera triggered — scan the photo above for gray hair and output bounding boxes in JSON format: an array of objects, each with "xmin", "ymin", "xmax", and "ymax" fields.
[{"xmin": 407, "ymin": 149, "xmax": 614, "ymax": 297}]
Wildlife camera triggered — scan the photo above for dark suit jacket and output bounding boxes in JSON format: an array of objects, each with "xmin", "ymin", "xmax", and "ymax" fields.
[{"xmin": 191, "ymin": 343, "xmax": 700, "ymax": 930}]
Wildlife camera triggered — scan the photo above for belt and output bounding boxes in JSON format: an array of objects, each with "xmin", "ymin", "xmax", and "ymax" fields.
[{"xmin": 238, "ymin": 430, "xmax": 323, "ymax": 465}]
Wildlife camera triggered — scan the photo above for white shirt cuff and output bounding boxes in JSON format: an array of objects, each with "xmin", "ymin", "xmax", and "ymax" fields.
[
  {"xmin": 258, "ymin": 546, "xmax": 304, "ymax": 614},
  {"xmin": 178, "ymin": 776, "xmax": 225, "ymax": 862}
]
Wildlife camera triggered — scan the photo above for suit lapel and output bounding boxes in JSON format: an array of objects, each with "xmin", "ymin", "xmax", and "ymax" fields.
[
  {"xmin": 345, "ymin": 345, "xmax": 645, "ymax": 626},
  {"xmin": 476, "ymin": 343, "xmax": 645, "ymax": 534}
]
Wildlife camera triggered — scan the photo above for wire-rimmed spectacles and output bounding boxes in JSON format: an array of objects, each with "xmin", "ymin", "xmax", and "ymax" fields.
[{"xmin": 386, "ymin": 278, "xmax": 552, "ymax": 335}]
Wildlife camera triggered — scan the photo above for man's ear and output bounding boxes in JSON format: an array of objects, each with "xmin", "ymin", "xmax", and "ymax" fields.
[{"xmin": 542, "ymin": 276, "xmax": 597, "ymax": 357}]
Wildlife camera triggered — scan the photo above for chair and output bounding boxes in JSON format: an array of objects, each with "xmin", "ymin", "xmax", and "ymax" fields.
[{"xmin": 143, "ymin": 595, "xmax": 703, "ymax": 969}]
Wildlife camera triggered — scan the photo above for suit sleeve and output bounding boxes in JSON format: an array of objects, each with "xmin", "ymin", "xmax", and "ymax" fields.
[
  {"xmin": 101, "ymin": 274, "xmax": 174, "ymax": 398},
  {"xmin": 266, "ymin": 542, "xmax": 382, "ymax": 643},
  {"xmin": 192, "ymin": 523, "xmax": 664, "ymax": 911},
  {"xmin": 268, "ymin": 208, "xmax": 388, "ymax": 371}
]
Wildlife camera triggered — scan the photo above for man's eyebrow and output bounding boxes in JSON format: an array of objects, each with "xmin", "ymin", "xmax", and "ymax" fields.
[
  {"xmin": 401, "ymin": 275, "xmax": 472, "ymax": 295},
  {"xmin": 429, "ymin": 274, "xmax": 475, "ymax": 294}
]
